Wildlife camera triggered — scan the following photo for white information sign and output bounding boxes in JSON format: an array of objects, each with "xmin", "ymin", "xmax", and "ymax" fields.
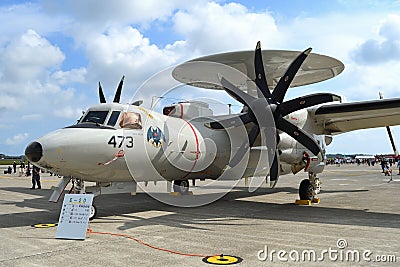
[{"xmin": 56, "ymin": 194, "xmax": 94, "ymax": 240}]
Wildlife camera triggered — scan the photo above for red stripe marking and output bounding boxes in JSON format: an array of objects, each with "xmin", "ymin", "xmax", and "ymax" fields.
[
  {"xmin": 179, "ymin": 103, "xmax": 184, "ymax": 119},
  {"xmin": 181, "ymin": 120, "xmax": 200, "ymax": 180}
]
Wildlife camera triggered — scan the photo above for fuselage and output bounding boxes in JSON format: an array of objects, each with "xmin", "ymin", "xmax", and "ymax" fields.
[{"xmin": 25, "ymin": 102, "xmax": 327, "ymax": 183}]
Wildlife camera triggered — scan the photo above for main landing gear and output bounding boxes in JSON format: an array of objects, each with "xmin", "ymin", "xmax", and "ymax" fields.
[{"xmin": 298, "ymin": 172, "xmax": 321, "ymax": 202}]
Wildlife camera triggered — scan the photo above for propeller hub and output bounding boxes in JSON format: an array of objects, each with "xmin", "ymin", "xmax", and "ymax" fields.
[{"xmin": 248, "ymin": 98, "xmax": 274, "ymax": 123}]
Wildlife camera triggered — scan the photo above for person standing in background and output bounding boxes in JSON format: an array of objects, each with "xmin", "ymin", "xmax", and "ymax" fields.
[
  {"xmin": 26, "ymin": 161, "xmax": 31, "ymax": 176},
  {"xmin": 19, "ymin": 161, "xmax": 25, "ymax": 176},
  {"xmin": 397, "ymin": 159, "xmax": 400, "ymax": 175},
  {"xmin": 31, "ymin": 165, "xmax": 41, "ymax": 189}
]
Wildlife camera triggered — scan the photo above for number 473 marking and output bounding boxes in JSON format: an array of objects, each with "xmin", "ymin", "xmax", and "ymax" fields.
[{"xmin": 108, "ymin": 135, "xmax": 134, "ymax": 148}]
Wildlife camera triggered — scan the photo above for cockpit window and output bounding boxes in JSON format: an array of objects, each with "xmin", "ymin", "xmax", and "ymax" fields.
[
  {"xmin": 81, "ymin": 111, "xmax": 109, "ymax": 125},
  {"xmin": 107, "ymin": 111, "xmax": 121, "ymax": 126},
  {"xmin": 119, "ymin": 112, "xmax": 142, "ymax": 129}
]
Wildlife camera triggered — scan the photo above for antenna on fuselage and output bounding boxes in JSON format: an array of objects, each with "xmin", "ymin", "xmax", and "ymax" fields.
[
  {"xmin": 113, "ymin": 76, "xmax": 124, "ymax": 103},
  {"xmin": 98, "ymin": 82, "xmax": 106, "ymax": 103},
  {"xmin": 98, "ymin": 75, "xmax": 125, "ymax": 104},
  {"xmin": 131, "ymin": 100, "xmax": 143, "ymax": 106}
]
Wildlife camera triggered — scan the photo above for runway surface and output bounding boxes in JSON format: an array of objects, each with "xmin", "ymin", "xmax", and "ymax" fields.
[{"xmin": 0, "ymin": 164, "xmax": 398, "ymax": 266}]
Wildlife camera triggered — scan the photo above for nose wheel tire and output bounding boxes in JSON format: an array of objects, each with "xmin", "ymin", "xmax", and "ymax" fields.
[
  {"xmin": 173, "ymin": 180, "xmax": 189, "ymax": 195},
  {"xmin": 89, "ymin": 204, "xmax": 97, "ymax": 221},
  {"xmin": 299, "ymin": 179, "xmax": 314, "ymax": 201}
]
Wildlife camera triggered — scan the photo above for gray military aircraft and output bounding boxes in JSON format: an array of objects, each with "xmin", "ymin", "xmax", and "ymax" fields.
[{"xmin": 25, "ymin": 42, "xmax": 400, "ymax": 219}]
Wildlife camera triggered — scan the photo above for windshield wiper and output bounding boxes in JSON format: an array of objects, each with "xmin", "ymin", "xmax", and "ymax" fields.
[{"xmin": 86, "ymin": 119, "xmax": 101, "ymax": 127}]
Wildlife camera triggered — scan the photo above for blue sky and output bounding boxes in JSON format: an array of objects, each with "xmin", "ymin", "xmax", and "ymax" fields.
[{"xmin": 1, "ymin": 0, "xmax": 400, "ymax": 156}]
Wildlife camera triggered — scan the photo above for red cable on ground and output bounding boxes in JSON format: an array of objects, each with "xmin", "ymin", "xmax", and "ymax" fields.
[{"xmin": 87, "ymin": 228, "xmax": 216, "ymax": 258}]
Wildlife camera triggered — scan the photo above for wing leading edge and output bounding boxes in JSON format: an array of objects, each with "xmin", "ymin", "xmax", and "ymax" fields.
[{"xmin": 311, "ymin": 98, "xmax": 400, "ymax": 135}]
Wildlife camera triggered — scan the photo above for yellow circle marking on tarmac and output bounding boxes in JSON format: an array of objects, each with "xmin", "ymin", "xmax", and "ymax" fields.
[
  {"xmin": 202, "ymin": 255, "xmax": 242, "ymax": 265},
  {"xmin": 32, "ymin": 223, "xmax": 58, "ymax": 228}
]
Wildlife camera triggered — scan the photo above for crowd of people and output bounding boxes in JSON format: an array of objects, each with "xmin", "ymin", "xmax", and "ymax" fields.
[
  {"xmin": 327, "ymin": 156, "xmax": 400, "ymax": 180},
  {"xmin": 326, "ymin": 158, "xmax": 377, "ymax": 166},
  {"xmin": 4, "ymin": 161, "xmax": 41, "ymax": 189}
]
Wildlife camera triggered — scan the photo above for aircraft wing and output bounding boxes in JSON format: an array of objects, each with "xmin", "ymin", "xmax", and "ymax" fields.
[{"xmin": 311, "ymin": 98, "xmax": 400, "ymax": 135}]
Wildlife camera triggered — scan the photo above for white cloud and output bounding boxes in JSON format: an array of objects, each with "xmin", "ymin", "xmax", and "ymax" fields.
[
  {"xmin": 173, "ymin": 2, "xmax": 282, "ymax": 53},
  {"xmin": 83, "ymin": 26, "xmax": 185, "ymax": 92},
  {"xmin": 39, "ymin": 0, "xmax": 207, "ymax": 48},
  {"xmin": 0, "ymin": 29, "xmax": 65, "ymax": 82},
  {"xmin": 0, "ymin": 94, "xmax": 18, "ymax": 111},
  {"xmin": 0, "ymin": 3, "xmax": 70, "ymax": 41},
  {"xmin": 0, "ymin": 27, "xmax": 87, "ymax": 155},
  {"xmin": 5, "ymin": 133, "xmax": 29, "ymax": 145},
  {"xmin": 339, "ymin": 61, "xmax": 400, "ymax": 100},
  {"xmin": 351, "ymin": 14, "xmax": 400, "ymax": 65},
  {"xmin": 0, "ymin": 30, "xmax": 84, "ymax": 115},
  {"xmin": 53, "ymin": 106, "xmax": 83, "ymax": 119},
  {"xmin": 273, "ymin": 12, "xmax": 400, "ymax": 103},
  {"xmin": 52, "ymin": 67, "xmax": 87, "ymax": 85},
  {"xmin": 42, "ymin": 0, "xmax": 178, "ymax": 25}
]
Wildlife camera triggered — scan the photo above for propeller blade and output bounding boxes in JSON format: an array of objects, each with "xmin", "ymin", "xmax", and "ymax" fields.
[
  {"xmin": 113, "ymin": 75, "xmax": 125, "ymax": 103},
  {"xmin": 269, "ymin": 152, "xmax": 280, "ymax": 188},
  {"xmin": 272, "ymin": 48, "xmax": 312, "ymax": 103},
  {"xmin": 228, "ymin": 124, "xmax": 260, "ymax": 168},
  {"xmin": 254, "ymin": 41, "xmax": 272, "ymax": 99},
  {"xmin": 205, "ymin": 113, "xmax": 252, "ymax": 129},
  {"xmin": 248, "ymin": 123, "xmax": 261, "ymax": 147},
  {"xmin": 279, "ymin": 93, "xmax": 341, "ymax": 116},
  {"xmin": 219, "ymin": 75, "xmax": 256, "ymax": 106},
  {"xmin": 98, "ymin": 82, "xmax": 106, "ymax": 103},
  {"xmin": 276, "ymin": 117, "xmax": 322, "ymax": 158}
]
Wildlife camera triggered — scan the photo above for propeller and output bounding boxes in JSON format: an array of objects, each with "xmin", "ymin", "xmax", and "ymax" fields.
[
  {"xmin": 98, "ymin": 75, "xmax": 125, "ymax": 103},
  {"xmin": 208, "ymin": 41, "xmax": 341, "ymax": 186}
]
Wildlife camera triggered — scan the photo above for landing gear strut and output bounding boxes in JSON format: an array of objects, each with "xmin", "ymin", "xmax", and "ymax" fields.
[
  {"xmin": 73, "ymin": 178, "xmax": 85, "ymax": 194},
  {"xmin": 299, "ymin": 172, "xmax": 321, "ymax": 201},
  {"xmin": 72, "ymin": 178, "xmax": 96, "ymax": 220},
  {"xmin": 173, "ymin": 179, "xmax": 190, "ymax": 194}
]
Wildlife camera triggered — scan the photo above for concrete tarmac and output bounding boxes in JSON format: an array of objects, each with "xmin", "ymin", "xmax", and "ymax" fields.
[{"xmin": 0, "ymin": 164, "xmax": 399, "ymax": 266}]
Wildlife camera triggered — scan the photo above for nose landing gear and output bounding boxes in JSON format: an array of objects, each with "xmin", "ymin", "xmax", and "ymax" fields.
[{"xmin": 173, "ymin": 179, "xmax": 190, "ymax": 195}]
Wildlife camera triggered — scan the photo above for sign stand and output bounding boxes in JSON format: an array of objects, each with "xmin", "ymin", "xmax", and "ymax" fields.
[{"xmin": 56, "ymin": 194, "xmax": 94, "ymax": 240}]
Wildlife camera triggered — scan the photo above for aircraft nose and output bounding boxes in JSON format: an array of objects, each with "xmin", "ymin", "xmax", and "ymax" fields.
[{"xmin": 25, "ymin": 141, "xmax": 43, "ymax": 163}]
